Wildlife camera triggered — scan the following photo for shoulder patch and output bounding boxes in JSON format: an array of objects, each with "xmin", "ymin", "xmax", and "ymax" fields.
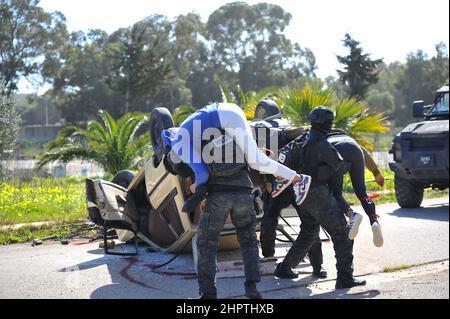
[{"xmin": 278, "ymin": 153, "xmax": 286, "ymax": 163}]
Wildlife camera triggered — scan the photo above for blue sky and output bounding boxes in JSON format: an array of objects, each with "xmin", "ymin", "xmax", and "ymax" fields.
[{"xmin": 19, "ymin": 0, "xmax": 450, "ymax": 93}]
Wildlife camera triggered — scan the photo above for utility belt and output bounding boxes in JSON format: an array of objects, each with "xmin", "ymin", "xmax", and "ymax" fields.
[{"xmin": 207, "ymin": 185, "xmax": 253, "ymax": 194}]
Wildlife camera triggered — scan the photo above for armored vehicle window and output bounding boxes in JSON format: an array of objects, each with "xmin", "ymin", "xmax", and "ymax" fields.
[{"xmin": 430, "ymin": 92, "xmax": 449, "ymax": 115}]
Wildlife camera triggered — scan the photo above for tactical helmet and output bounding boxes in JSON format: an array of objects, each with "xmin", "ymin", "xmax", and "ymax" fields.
[{"xmin": 308, "ymin": 106, "xmax": 335, "ymax": 124}]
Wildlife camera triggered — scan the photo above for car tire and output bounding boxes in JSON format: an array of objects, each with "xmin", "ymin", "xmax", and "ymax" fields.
[
  {"xmin": 149, "ymin": 107, "xmax": 174, "ymax": 161},
  {"xmin": 255, "ymin": 99, "xmax": 281, "ymax": 119},
  {"xmin": 112, "ymin": 170, "xmax": 136, "ymax": 189},
  {"xmin": 394, "ymin": 175, "xmax": 424, "ymax": 208}
]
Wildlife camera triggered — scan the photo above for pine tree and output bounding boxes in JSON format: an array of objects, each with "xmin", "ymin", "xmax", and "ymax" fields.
[{"xmin": 337, "ymin": 34, "xmax": 383, "ymax": 99}]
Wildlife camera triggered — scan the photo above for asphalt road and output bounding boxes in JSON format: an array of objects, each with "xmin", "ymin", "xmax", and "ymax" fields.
[{"xmin": 0, "ymin": 197, "xmax": 448, "ymax": 299}]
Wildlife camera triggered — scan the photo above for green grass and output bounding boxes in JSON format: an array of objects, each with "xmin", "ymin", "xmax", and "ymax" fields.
[
  {"xmin": 342, "ymin": 168, "xmax": 449, "ymax": 206},
  {"xmin": 0, "ymin": 170, "xmax": 448, "ymax": 245},
  {"xmin": 0, "ymin": 223, "xmax": 97, "ymax": 245},
  {"xmin": 0, "ymin": 177, "xmax": 88, "ymax": 225},
  {"xmin": 383, "ymin": 264, "xmax": 412, "ymax": 272},
  {"xmin": 0, "ymin": 177, "xmax": 105, "ymax": 245}
]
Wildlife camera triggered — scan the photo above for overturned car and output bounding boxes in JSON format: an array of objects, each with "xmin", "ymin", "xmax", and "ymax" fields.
[{"xmin": 86, "ymin": 101, "xmax": 301, "ymax": 255}]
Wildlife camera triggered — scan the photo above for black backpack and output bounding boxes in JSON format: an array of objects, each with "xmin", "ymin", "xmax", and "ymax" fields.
[
  {"xmin": 204, "ymin": 132, "xmax": 247, "ymax": 177},
  {"xmin": 279, "ymin": 130, "xmax": 343, "ymax": 182},
  {"xmin": 278, "ymin": 130, "xmax": 311, "ymax": 174}
]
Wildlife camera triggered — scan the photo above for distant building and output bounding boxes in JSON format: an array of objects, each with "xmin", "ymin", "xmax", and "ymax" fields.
[{"xmin": 18, "ymin": 124, "xmax": 63, "ymax": 144}]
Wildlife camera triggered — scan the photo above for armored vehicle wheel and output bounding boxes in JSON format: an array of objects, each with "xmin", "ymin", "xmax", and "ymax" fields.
[{"xmin": 394, "ymin": 175, "xmax": 424, "ymax": 208}]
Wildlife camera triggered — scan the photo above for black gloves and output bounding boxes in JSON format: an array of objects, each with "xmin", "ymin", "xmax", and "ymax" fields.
[{"xmin": 182, "ymin": 184, "xmax": 207, "ymax": 213}]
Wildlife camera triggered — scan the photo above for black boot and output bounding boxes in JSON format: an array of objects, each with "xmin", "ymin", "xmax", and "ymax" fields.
[
  {"xmin": 261, "ymin": 244, "xmax": 275, "ymax": 258},
  {"xmin": 191, "ymin": 293, "xmax": 218, "ymax": 299},
  {"xmin": 274, "ymin": 263, "xmax": 298, "ymax": 279},
  {"xmin": 245, "ymin": 282, "xmax": 262, "ymax": 299},
  {"xmin": 312, "ymin": 265, "xmax": 328, "ymax": 279},
  {"xmin": 335, "ymin": 277, "xmax": 367, "ymax": 289}
]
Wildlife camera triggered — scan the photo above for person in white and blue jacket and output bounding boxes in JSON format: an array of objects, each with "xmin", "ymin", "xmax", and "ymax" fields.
[{"xmin": 161, "ymin": 102, "xmax": 303, "ymax": 213}]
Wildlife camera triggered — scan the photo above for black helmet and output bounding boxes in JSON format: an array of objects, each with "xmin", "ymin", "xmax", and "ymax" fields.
[
  {"xmin": 308, "ymin": 106, "xmax": 335, "ymax": 134},
  {"xmin": 308, "ymin": 106, "xmax": 335, "ymax": 124}
]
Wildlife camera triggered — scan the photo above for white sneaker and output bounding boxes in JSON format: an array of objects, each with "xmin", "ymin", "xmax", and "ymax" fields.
[
  {"xmin": 371, "ymin": 221, "xmax": 384, "ymax": 247},
  {"xmin": 271, "ymin": 178, "xmax": 293, "ymax": 198},
  {"xmin": 348, "ymin": 212, "xmax": 363, "ymax": 240},
  {"xmin": 293, "ymin": 174, "xmax": 312, "ymax": 206}
]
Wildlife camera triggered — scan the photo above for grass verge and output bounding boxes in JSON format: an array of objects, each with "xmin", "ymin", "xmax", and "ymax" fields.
[
  {"xmin": 383, "ymin": 264, "xmax": 412, "ymax": 272},
  {"xmin": 1, "ymin": 171, "xmax": 448, "ymax": 245},
  {"xmin": 0, "ymin": 222, "xmax": 97, "ymax": 245}
]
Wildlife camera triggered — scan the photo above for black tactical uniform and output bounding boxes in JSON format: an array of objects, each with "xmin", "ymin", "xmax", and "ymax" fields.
[
  {"xmin": 260, "ymin": 186, "xmax": 323, "ymax": 272},
  {"xmin": 260, "ymin": 132, "xmax": 378, "ymax": 259},
  {"xmin": 196, "ymin": 139, "xmax": 261, "ymax": 299},
  {"xmin": 274, "ymin": 107, "xmax": 366, "ymax": 289}
]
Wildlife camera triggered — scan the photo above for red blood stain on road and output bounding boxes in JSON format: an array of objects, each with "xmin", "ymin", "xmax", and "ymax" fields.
[{"xmin": 119, "ymin": 257, "xmax": 166, "ymax": 291}]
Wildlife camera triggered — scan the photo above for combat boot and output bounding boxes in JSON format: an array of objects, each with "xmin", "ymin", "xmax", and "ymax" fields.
[
  {"xmin": 191, "ymin": 293, "xmax": 218, "ymax": 299},
  {"xmin": 312, "ymin": 265, "xmax": 328, "ymax": 278},
  {"xmin": 261, "ymin": 243, "xmax": 275, "ymax": 258},
  {"xmin": 245, "ymin": 282, "xmax": 262, "ymax": 299},
  {"xmin": 335, "ymin": 277, "xmax": 367, "ymax": 289},
  {"xmin": 274, "ymin": 263, "xmax": 298, "ymax": 279}
]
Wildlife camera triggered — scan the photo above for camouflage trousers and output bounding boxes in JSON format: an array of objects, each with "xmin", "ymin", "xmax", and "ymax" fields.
[
  {"xmin": 281, "ymin": 186, "xmax": 354, "ymax": 281},
  {"xmin": 196, "ymin": 191, "xmax": 261, "ymax": 296}
]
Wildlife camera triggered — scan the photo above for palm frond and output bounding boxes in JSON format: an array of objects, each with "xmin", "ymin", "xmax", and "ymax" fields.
[
  {"xmin": 98, "ymin": 109, "xmax": 118, "ymax": 141},
  {"xmin": 351, "ymin": 113, "xmax": 389, "ymax": 134},
  {"xmin": 37, "ymin": 147, "xmax": 103, "ymax": 170},
  {"xmin": 126, "ymin": 133, "xmax": 151, "ymax": 167},
  {"xmin": 86, "ymin": 121, "xmax": 110, "ymax": 144},
  {"xmin": 117, "ymin": 115, "xmax": 148, "ymax": 155},
  {"xmin": 215, "ymin": 77, "xmax": 235, "ymax": 103},
  {"xmin": 280, "ymin": 85, "xmax": 334, "ymax": 127},
  {"xmin": 274, "ymin": 84, "xmax": 389, "ymax": 150},
  {"xmin": 333, "ymin": 98, "xmax": 366, "ymax": 129},
  {"xmin": 45, "ymin": 126, "xmax": 86, "ymax": 151},
  {"xmin": 116, "ymin": 112, "xmax": 147, "ymax": 127},
  {"xmin": 39, "ymin": 109, "xmax": 150, "ymax": 175},
  {"xmin": 243, "ymin": 87, "xmax": 278, "ymax": 120},
  {"xmin": 173, "ymin": 105, "xmax": 196, "ymax": 125}
]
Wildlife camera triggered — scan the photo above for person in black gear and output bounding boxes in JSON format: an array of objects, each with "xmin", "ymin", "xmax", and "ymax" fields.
[
  {"xmin": 260, "ymin": 131, "xmax": 384, "ymax": 259},
  {"xmin": 327, "ymin": 133, "xmax": 384, "ymax": 247},
  {"xmin": 273, "ymin": 106, "xmax": 367, "ymax": 289},
  {"xmin": 260, "ymin": 186, "xmax": 327, "ymax": 278}
]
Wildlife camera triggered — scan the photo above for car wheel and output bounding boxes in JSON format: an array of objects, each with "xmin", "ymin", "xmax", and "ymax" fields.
[
  {"xmin": 255, "ymin": 99, "xmax": 281, "ymax": 119},
  {"xmin": 112, "ymin": 170, "xmax": 136, "ymax": 189},
  {"xmin": 394, "ymin": 175, "xmax": 424, "ymax": 208},
  {"xmin": 149, "ymin": 107, "xmax": 174, "ymax": 162}
]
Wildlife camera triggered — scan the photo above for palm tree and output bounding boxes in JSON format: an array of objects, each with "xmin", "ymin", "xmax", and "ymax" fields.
[
  {"xmin": 216, "ymin": 78, "xmax": 278, "ymax": 120},
  {"xmin": 37, "ymin": 110, "xmax": 150, "ymax": 175},
  {"xmin": 278, "ymin": 84, "xmax": 389, "ymax": 151},
  {"xmin": 172, "ymin": 105, "xmax": 197, "ymax": 125}
]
